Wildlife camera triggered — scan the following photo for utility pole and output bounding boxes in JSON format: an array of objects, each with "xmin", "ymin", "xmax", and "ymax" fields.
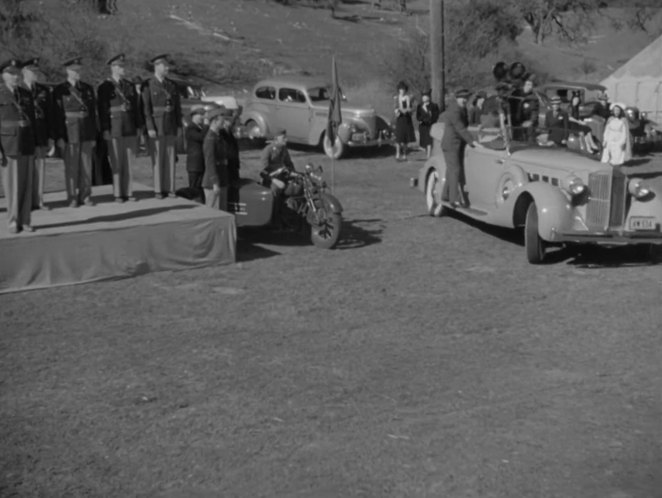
[{"xmin": 430, "ymin": 0, "xmax": 445, "ymax": 110}]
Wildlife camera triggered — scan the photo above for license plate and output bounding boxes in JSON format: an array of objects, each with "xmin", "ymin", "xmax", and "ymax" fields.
[
  {"xmin": 629, "ymin": 217, "xmax": 657, "ymax": 230},
  {"xmin": 351, "ymin": 133, "xmax": 367, "ymax": 143}
]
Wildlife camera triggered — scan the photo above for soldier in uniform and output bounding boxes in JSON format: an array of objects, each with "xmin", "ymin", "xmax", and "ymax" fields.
[
  {"xmin": 0, "ymin": 59, "xmax": 36, "ymax": 233},
  {"xmin": 97, "ymin": 53, "xmax": 141, "ymax": 202},
  {"xmin": 141, "ymin": 54, "xmax": 182, "ymax": 199},
  {"xmin": 260, "ymin": 128, "xmax": 295, "ymax": 224},
  {"xmin": 53, "ymin": 57, "xmax": 98, "ymax": 207},
  {"xmin": 21, "ymin": 58, "xmax": 53, "ymax": 211}
]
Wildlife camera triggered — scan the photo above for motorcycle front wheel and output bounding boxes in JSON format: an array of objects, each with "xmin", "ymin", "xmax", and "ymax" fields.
[{"xmin": 309, "ymin": 205, "xmax": 342, "ymax": 249}]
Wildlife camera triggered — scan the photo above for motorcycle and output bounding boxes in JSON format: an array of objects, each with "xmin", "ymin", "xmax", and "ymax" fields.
[{"xmin": 229, "ymin": 163, "xmax": 343, "ymax": 249}]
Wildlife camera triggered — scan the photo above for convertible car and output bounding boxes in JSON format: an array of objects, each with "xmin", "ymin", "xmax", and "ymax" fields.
[{"xmin": 416, "ymin": 123, "xmax": 662, "ymax": 264}]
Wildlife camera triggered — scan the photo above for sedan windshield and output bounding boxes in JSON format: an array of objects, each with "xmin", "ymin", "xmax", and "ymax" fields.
[{"xmin": 308, "ymin": 87, "xmax": 330, "ymax": 102}]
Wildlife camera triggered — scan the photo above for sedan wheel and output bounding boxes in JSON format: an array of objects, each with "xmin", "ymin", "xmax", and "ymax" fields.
[
  {"xmin": 525, "ymin": 202, "xmax": 546, "ymax": 264},
  {"xmin": 246, "ymin": 120, "xmax": 263, "ymax": 140},
  {"xmin": 426, "ymin": 170, "xmax": 446, "ymax": 217},
  {"xmin": 323, "ymin": 134, "xmax": 345, "ymax": 159}
]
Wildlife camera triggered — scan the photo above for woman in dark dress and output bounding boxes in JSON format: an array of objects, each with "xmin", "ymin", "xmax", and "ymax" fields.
[
  {"xmin": 568, "ymin": 91, "xmax": 599, "ymax": 153},
  {"xmin": 393, "ymin": 81, "xmax": 416, "ymax": 161},
  {"xmin": 415, "ymin": 90, "xmax": 440, "ymax": 159}
]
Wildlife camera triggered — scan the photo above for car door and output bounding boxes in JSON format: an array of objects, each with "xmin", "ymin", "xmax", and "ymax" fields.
[
  {"xmin": 276, "ymin": 87, "xmax": 312, "ymax": 142},
  {"xmin": 463, "ymin": 145, "xmax": 508, "ymax": 211}
]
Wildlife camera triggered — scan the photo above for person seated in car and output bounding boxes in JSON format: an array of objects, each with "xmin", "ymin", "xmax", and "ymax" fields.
[
  {"xmin": 545, "ymin": 96, "xmax": 569, "ymax": 146},
  {"xmin": 515, "ymin": 75, "xmax": 539, "ymax": 142},
  {"xmin": 468, "ymin": 91, "xmax": 486, "ymax": 125},
  {"xmin": 568, "ymin": 91, "xmax": 600, "ymax": 153},
  {"xmin": 480, "ymin": 82, "xmax": 510, "ymax": 129}
]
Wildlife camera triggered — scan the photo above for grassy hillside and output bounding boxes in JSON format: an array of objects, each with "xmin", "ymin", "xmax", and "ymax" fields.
[{"xmin": 20, "ymin": 0, "xmax": 662, "ymax": 116}]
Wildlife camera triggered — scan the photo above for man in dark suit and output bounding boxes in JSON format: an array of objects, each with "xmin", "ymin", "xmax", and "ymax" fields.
[
  {"xmin": 52, "ymin": 57, "xmax": 98, "ymax": 207},
  {"xmin": 219, "ymin": 108, "xmax": 240, "ymax": 190},
  {"xmin": 21, "ymin": 58, "xmax": 54, "ymax": 211},
  {"xmin": 141, "ymin": 54, "xmax": 182, "ymax": 199},
  {"xmin": 202, "ymin": 107, "xmax": 229, "ymax": 211},
  {"xmin": 546, "ymin": 96, "xmax": 569, "ymax": 146},
  {"xmin": 0, "ymin": 59, "xmax": 37, "ymax": 233},
  {"xmin": 184, "ymin": 106, "xmax": 207, "ymax": 193},
  {"xmin": 441, "ymin": 88, "xmax": 482, "ymax": 208}
]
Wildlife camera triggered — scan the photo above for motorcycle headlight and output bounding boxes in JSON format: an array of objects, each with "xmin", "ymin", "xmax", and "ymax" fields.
[
  {"xmin": 628, "ymin": 178, "xmax": 652, "ymax": 199},
  {"xmin": 563, "ymin": 175, "xmax": 586, "ymax": 197}
]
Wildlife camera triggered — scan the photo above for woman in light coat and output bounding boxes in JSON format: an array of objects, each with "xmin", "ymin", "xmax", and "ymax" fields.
[{"xmin": 601, "ymin": 103, "xmax": 632, "ymax": 166}]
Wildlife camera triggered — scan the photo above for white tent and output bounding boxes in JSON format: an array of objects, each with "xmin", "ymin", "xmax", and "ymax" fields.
[{"xmin": 601, "ymin": 33, "xmax": 662, "ymax": 122}]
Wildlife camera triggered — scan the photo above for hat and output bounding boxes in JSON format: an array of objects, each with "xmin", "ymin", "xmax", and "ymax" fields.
[
  {"xmin": 150, "ymin": 54, "xmax": 170, "ymax": 66},
  {"xmin": 21, "ymin": 58, "xmax": 40, "ymax": 70},
  {"xmin": 190, "ymin": 106, "xmax": 205, "ymax": 117},
  {"xmin": 495, "ymin": 82, "xmax": 510, "ymax": 93},
  {"xmin": 476, "ymin": 90, "xmax": 487, "ymax": 99},
  {"xmin": 455, "ymin": 88, "xmax": 471, "ymax": 99},
  {"xmin": 550, "ymin": 95, "xmax": 562, "ymax": 105},
  {"xmin": 0, "ymin": 58, "xmax": 21, "ymax": 75},
  {"xmin": 610, "ymin": 102, "xmax": 626, "ymax": 111},
  {"xmin": 63, "ymin": 57, "xmax": 82, "ymax": 69},
  {"xmin": 598, "ymin": 93, "xmax": 609, "ymax": 102},
  {"xmin": 107, "ymin": 53, "xmax": 125, "ymax": 66}
]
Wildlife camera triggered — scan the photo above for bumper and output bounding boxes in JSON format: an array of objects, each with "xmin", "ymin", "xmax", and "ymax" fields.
[
  {"xmin": 552, "ymin": 229, "xmax": 662, "ymax": 245},
  {"xmin": 345, "ymin": 130, "xmax": 391, "ymax": 148}
]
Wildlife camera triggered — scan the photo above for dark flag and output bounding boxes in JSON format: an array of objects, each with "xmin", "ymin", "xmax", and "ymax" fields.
[{"xmin": 327, "ymin": 56, "xmax": 342, "ymax": 145}]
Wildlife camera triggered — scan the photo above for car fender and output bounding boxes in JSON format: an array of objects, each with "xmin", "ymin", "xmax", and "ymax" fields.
[
  {"xmin": 242, "ymin": 108, "xmax": 270, "ymax": 136},
  {"xmin": 495, "ymin": 164, "xmax": 528, "ymax": 206},
  {"xmin": 418, "ymin": 155, "xmax": 447, "ymax": 194},
  {"xmin": 311, "ymin": 120, "xmax": 353, "ymax": 146},
  {"xmin": 512, "ymin": 182, "xmax": 573, "ymax": 241}
]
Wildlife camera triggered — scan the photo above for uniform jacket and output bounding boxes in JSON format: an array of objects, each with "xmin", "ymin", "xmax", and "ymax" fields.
[
  {"xmin": 260, "ymin": 142, "xmax": 294, "ymax": 173},
  {"xmin": 52, "ymin": 80, "xmax": 98, "ymax": 144},
  {"xmin": 24, "ymin": 81, "xmax": 53, "ymax": 147},
  {"xmin": 97, "ymin": 77, "xmax": 141, "ymax": 137},
  {"xmin": 0, "ymin": 84, "xmax": 36, "ymax": 157},
  {"xmin": 441, "ymin": 99, "xmax": 474, "ymax": 151},
  {"xmin": 185, "ymin": 123, "xmax": 207, "ymax": 173},
  {"xmin": 517, "ymin": 92, "xmax": 540, "ymax": 128},
  {"xmin": 220, "ymin": 128, "xmax": 240, "ymax": 183},
  {"xmin": 141, "ymin": 76, "xmax": 182, "ymax": 137},
  {"xmin": 202, "ymin": 128, "xmax": 229, "ymax": 189}
]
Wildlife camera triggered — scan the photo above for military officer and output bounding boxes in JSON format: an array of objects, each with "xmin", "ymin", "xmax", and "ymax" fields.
[
  {"xmin": 0, "ymin": 59, "xmax": 37, "ymax": 233},
  {"xmin": 21, "ymin": 58, "xmax": 53, "ymax": 210},
  {"xmin": 141, "ymin": 54, "xmax": 182, "ymax": 199},
  {"xmin": 53, "ymin": 57, "xmax": 98, "ymax": 207},
  {"xmin": 97, "ymin": 53, "xmax": 141, "ymax": 202},
  {"xmin": 202, "ymin": 107, "xmax": 230, "ymax": 211},
  {"xmin": 515, "ymin": 76, "xmax": 540, "ymax": 142}
]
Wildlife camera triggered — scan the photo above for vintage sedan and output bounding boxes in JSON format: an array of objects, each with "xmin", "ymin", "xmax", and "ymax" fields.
[
  {"xmin": 416, "ymin": 123, "xmax": 662, "ymax": 264},
  {"xmin": 241, "ymin": 76, "xmax": 391, "ymax": 158}
]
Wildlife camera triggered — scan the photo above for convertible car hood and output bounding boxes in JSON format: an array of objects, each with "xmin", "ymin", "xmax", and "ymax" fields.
[{"xmin": 511, "ymin": 147, "xmax": 606, "ymax": 174}]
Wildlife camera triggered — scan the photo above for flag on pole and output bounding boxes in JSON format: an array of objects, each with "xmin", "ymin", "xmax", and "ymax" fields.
[{"xmin": 327, "ymin": 56, "xmax": 342, "ymax": 145}]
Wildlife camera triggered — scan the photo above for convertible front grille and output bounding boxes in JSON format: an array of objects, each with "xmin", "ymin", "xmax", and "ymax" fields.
[{"xmin": 586, "ymin": 169, "xmax": 627, "ymax": 231}]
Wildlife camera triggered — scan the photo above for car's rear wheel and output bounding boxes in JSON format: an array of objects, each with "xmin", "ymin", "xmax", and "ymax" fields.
[
  {"xmin": 323, "ymin": 133, "xmax": 345, "ymax": 159},
  {"xmin": 525, "ymin": 202, "xmax": 546, "ymax": 264},
  {"xmin": 246, "ymin": 120, "xmax": 263, "ymax": 140},
  {"xmin": 426, "ymin": 169, "xmax": 447, "ymax": 217}
]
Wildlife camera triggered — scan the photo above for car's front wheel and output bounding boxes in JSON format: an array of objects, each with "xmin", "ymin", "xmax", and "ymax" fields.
[
  {"xmin": 525, "ymin": 202, "xmax": 546, "ymax": 264},
  {"xmin": 323, "ymin": 133, "xmax": 345, "ymax": 159},
  {"xmin": 426, "ymin": 169, "xmax": 446, "ymax": 217}
]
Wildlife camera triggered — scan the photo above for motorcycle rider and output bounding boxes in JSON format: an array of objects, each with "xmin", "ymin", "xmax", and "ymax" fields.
[{"xmin": 260, "ymin": 128, "xmax": 294, "ymax": 225}]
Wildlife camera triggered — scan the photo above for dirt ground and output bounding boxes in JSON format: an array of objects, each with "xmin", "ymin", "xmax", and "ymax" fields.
[{"xmin": 1, "ymin": 145, "xmax": 662, "ymax": 498}]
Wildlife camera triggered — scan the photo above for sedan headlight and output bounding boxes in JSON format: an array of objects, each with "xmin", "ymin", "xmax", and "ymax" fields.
[
  {"xmin": 563, "ymin": 175, "xmax": 586, "ymax": 197},
  {"xmin": 628, "ymin": 178, "xmax": 652, "ymax": 199}
]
